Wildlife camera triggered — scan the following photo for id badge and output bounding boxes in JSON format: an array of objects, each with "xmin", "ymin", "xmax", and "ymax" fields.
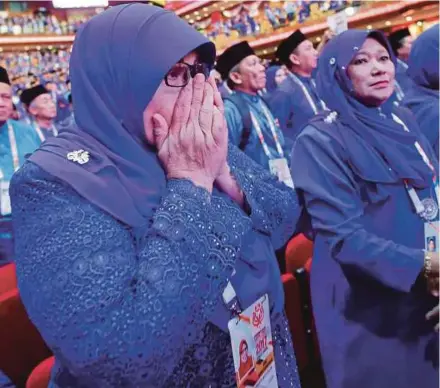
[
  {"xmin": 269, "ymin": 158, "xmax": 294, "ymax": 189},
  {"xmin": 228, "ymin": 294, "xmax": 278, "ymax": 388},
  {"xmin": 425, "ymin": 221, "xmax": 439, "ymax": 253},
  {"xmin": 0, "ymin": 181, "xmax": 11, "ymax": 216}
]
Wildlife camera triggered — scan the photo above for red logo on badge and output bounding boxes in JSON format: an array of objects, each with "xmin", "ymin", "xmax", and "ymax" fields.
[{"xmin": 252, "ymin": 302, "xmax": 264, "ymax": 328}]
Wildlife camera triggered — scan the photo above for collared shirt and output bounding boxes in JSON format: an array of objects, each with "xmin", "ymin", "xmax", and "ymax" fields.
[
  {"xmin": 0, "ymin": 119, "xmax": 40, "ymax": 266},
  {"xmin": 394, "ymin": 58, "xmax": 415, "ymax": 101},
  {"xmin": 269, "ymin": 71, "xmax": 325, "ymax": 143},
  {"xmin": 224, "ymin": 91, "xmax": 290, "ymax": 169}
]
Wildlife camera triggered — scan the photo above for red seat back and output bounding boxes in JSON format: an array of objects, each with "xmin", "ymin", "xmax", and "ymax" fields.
[
  {"xmin": 281, "ymin": 273, "xmax": 309, "ymax": 371},
  {"xmin": 285, "ymin": 234, "xmax": 313, "ymax": 273},
  {"xmin": 0, "ymin": 288, "xmax": 52, "ymax": 387},
  {"xmin": 0, "ymin": 263, "xmax": 17, "ymax": 296},
  {"xmin": 26, "ymin": 356, "xmax": 55, "ymax": 388}
]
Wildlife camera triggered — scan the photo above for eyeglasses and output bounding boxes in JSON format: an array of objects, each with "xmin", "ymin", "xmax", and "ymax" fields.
[{"xmin": 165, "ymin": 62, "xmax": 211, "ymax": 88}]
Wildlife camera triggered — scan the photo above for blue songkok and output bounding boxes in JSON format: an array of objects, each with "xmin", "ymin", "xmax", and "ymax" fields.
[{"xmin": 29, "ymin": 3, "xmax": 215, "ymax": 227}]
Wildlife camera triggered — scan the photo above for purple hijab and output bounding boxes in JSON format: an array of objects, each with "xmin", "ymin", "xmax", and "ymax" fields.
[
  {"xmin": 29, "ymin": 4, "xmax": 215, "ymax": 227},
  {"xmin": 312, "ymin": 29, "xmax": 436, "ymax": 188}
]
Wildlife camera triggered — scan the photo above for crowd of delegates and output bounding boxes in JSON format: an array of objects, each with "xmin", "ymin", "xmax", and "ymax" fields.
[
  {"xmin": 0, "ymin": 13, "xmax": 87, "ymax": 35},
  {"xmin": 206, "ymin": 0, "xmax": 352, "ymax": 41},
  {"xmin": 0, "ymin": 2, "xmax": 438, "ymax": 387}
]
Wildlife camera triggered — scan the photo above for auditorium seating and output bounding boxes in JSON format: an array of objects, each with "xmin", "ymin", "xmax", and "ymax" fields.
[
  {"xmin": 0, "ymin": 288, "xmax": 52, "ymax": 387},
  {"xmin": 0, "ymin": 263, "xmax": 17, "ymax": 295},
  {"xmin": 26, "ymin": 356, "xmax": 55, "ymax": 388},
  {"xmin": 285, "ymin": 233, "xmax": 313, "ymax": 273}
]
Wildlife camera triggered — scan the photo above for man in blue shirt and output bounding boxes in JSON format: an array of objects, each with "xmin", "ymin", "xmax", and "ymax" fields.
[
  {"xmin": 388, "ymin": 27, "xmax": 415, "ymax": 102},
  {"xmin": 20, "ymin": 84, "xmax": 59, "ymax": 142},
  {"xmin": 0, "ymin": 67, "xmax": 40, "ymax": 266},
  {"xmin": 216, "ymin": 41, "xmax": 293, "ymax": 188},
  {"xmin": 269, "ymin": 30, "xmax": 326, "ymax": 144}
]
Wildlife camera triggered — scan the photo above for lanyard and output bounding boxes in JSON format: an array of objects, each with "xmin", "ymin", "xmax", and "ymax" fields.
[
  {"xmin": 392, "ymin": 114, "xmax": 436, "ymax": 173},
  {"xmin": 288, "ymin": 72, "xmax": 325, "ymax": 114},
  {"xmin": 34, "ymin": 122, "xmax": 58, "ymax": 142},
  {"xmin": 222, "ymin": 271, "xmax": 242, "ymax": 317},
  {"xmin": 7, "ymin": 121, "xmax": 20, "ymax": 173},
  {"xmin": 398, "ymin": 58, "xmax": 409, "ymax": 71},
  {"xmin": 394, "ymin": 81, "xmax": 405, "ymax": 101},
  {"xmin": 249, "ymin": 99, "xmax": 284, "ymax": 160},
  {"xmin": 391, "ymin": 113, "xmax": 439, "ymax": 215}
]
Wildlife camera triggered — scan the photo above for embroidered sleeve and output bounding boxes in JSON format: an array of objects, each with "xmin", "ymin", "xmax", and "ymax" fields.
[{"xmin": 227, "ymin": 144, "xmax": 301, "ymax": 249}]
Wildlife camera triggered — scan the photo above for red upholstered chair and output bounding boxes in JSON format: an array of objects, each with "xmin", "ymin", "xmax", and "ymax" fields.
[
  {"xmin": 285, "ymin": 234, "xmax": 313, "ymax": 274},
  {"xmin": 0, "ymin": 263, "xmax": 17, "ymax": 296},
  {"xmin": 26, "ymin": 356, "xmax": 55, "ymax": 388},
  {"xmin": 281, "ymin": 273, "xmax": 309, "ymax": 372},
  {"xmin": 0, "ymin": 288, "xmax": 52, "ymax": 387},
  {"xmin": 303, "ymin": 258, "xmax": 322, "ymax": 362}
]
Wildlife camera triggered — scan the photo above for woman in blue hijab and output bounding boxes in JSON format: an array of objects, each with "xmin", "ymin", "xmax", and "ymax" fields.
[
  {"xmin": 10, "ymin": 4, "xmax": 301, "ymax": 387},
  {"xmin": 403, "ymin": 24, "xmax": 439, "ymax": 157},
  {"xmin": 265, "ymin": 65, "xmax": 287, "ymax": 98},
  {"xmin": 292, "ymin": 29, "xmax": 439, "ymax": 388}
]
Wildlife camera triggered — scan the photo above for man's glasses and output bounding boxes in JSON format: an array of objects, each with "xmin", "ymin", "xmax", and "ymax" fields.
[{"xmin": 165, "ymin": 62, "xmax": 211, "ymax": 88}]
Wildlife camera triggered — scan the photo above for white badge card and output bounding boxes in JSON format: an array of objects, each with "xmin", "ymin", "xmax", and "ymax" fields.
[
  {"xmin": 228, "ymin": 294, "xmax": 278, "ymax": 388},
  {"xmin": 269, "ymin": 158, "xmax": 294, "ymax": 189},
  {"xmin": 0, "ymin": 181, "xmax": 11, "ymax": 216},
  {"xmin": 327, "ymin": 10, "xmax": 348, "ymax": 35},
  {"xmin": 424, "ymin": 221, "xmax": 439, "ymax": 253}
]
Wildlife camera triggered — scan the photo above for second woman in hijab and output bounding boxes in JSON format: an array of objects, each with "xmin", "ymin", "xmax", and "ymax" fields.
[
  {"xmin": 10, "ymin": 4, "xmax": 302, "ymax": 387},
  {"xmin": 292, "ymin": 29, "xmax": 439, "ymax": 388},
  {"xmin": 403, "ymin": 24, "xmax": 439, "ymax": 158}
]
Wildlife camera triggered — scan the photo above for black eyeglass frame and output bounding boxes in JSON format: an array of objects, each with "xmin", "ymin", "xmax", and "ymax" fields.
[{"xmin": 164, "ymin": 61, "xmax": 211, "ymax": 88}]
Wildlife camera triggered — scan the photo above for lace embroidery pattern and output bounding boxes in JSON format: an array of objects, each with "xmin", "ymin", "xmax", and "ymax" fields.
[
  {"xmin": 11, "ymin": 162, "xmax": 300, "ymax": 387},
  {"xmin": 227, "ymin": 144, "xmax": 301, "ymax": 247}
]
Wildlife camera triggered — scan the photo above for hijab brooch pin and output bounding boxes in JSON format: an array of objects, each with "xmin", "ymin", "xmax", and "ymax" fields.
[
  {"xmin": 67, "ymin": 149, "xmax": 90, "ymax": 165},
  {"xmin": 324, "ymin": 111, "xmax": 338, "ymax": 124}
]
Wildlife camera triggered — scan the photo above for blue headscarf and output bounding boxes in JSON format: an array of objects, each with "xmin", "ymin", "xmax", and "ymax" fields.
[
  {"xmin": 407, "ymin": 24, "xmax": 439, "ymax": 92},
  {"xmin": 29, "ymin": 4, "xmax": 215, "ymax": 227},
  {"xmin": 312, "ymin": 29, "xmax": 436, "ymax": 188},
  {"xmin": 265, "ymin": 65, "xmax": 281, "ymax": 94},
  {"xmin": 403, "ymin": 24, "xmax": 439, "ymax": 155}
]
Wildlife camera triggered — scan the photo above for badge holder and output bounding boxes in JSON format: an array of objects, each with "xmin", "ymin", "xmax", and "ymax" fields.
[
  {"xmin": 223, "ymin": 283, "xmax": 278, "ymax": 388},
  {"xmin": 0, "ymin": 170, "xmax": 11, "ymax": 216},
  {"xmin": 405, "ymin": 181, "xmax": 439, "ymax": 253},
  {"xmin": 269, "ymin": 158, "xmax": 294, "ymax": 189}
]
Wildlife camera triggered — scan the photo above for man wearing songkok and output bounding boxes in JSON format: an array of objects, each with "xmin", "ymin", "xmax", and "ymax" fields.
[
  {"xmin": 217, "ymin": 41, "xmax": 293, "ymax": 188},
  {"xmin": 388, "ymin": 27, "xmax": 415, "ymax": 101},
  {"xmin": 269, "ymin": 29, "xmax": 326, "ymax": 143},
  {"xmin": 0, "ymin": 67, "xmax": 40, "ymax": 266},
  {"xmin": 20, "ymin": 84, "xmax": 59, "ymax": 142}
]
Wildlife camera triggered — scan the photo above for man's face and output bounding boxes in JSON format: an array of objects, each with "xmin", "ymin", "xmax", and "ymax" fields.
[{"xmin": 0, "ymin": 82, "xmax": 13, "ymax": 122}]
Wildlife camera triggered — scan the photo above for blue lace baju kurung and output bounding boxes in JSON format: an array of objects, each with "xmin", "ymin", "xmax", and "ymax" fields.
[{"xmin": 11, "ymin": 144, "xmax": 302, "ymax": 387}]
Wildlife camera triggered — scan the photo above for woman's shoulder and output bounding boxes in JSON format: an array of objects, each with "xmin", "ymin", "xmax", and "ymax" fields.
[
  {"xmin": 296, "ymin": 112, "xmax": 347, "ymax": 152},
  {"xmin": 12, "ymin": 161, "xmax": 74, "ymax": 198},
  {"xmin": 11, "ymin": 161, "xmax": 102, "ymax": 218}
]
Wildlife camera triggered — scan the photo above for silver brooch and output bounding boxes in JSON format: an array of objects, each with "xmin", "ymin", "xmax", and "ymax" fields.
[
  {"xmin": 324, "ymin": 111, "xmax": 338, "ymax": 124},
  {"xmin": 67, "ymin": 149, "xmax": 90, "ymax": 165},
  {"xmin": 421, "ymin": 197, "xmax": 439, "ymax": 221}
]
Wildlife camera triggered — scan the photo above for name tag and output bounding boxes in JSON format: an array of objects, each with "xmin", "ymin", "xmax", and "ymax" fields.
[
  {"xmin": 425, "ymin": 222, "xmax": 439, "ymax": 253},
  {"xmin": 269, "ymin": 158, "xmax": 294, "ymax": 189},
  {"xmin": 228, "ymin": 294, "xmax": 278, "ymax": 388},
  {"xmin": 0, "ymin": 181, "xmax": 11, "ymax": 216}
]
